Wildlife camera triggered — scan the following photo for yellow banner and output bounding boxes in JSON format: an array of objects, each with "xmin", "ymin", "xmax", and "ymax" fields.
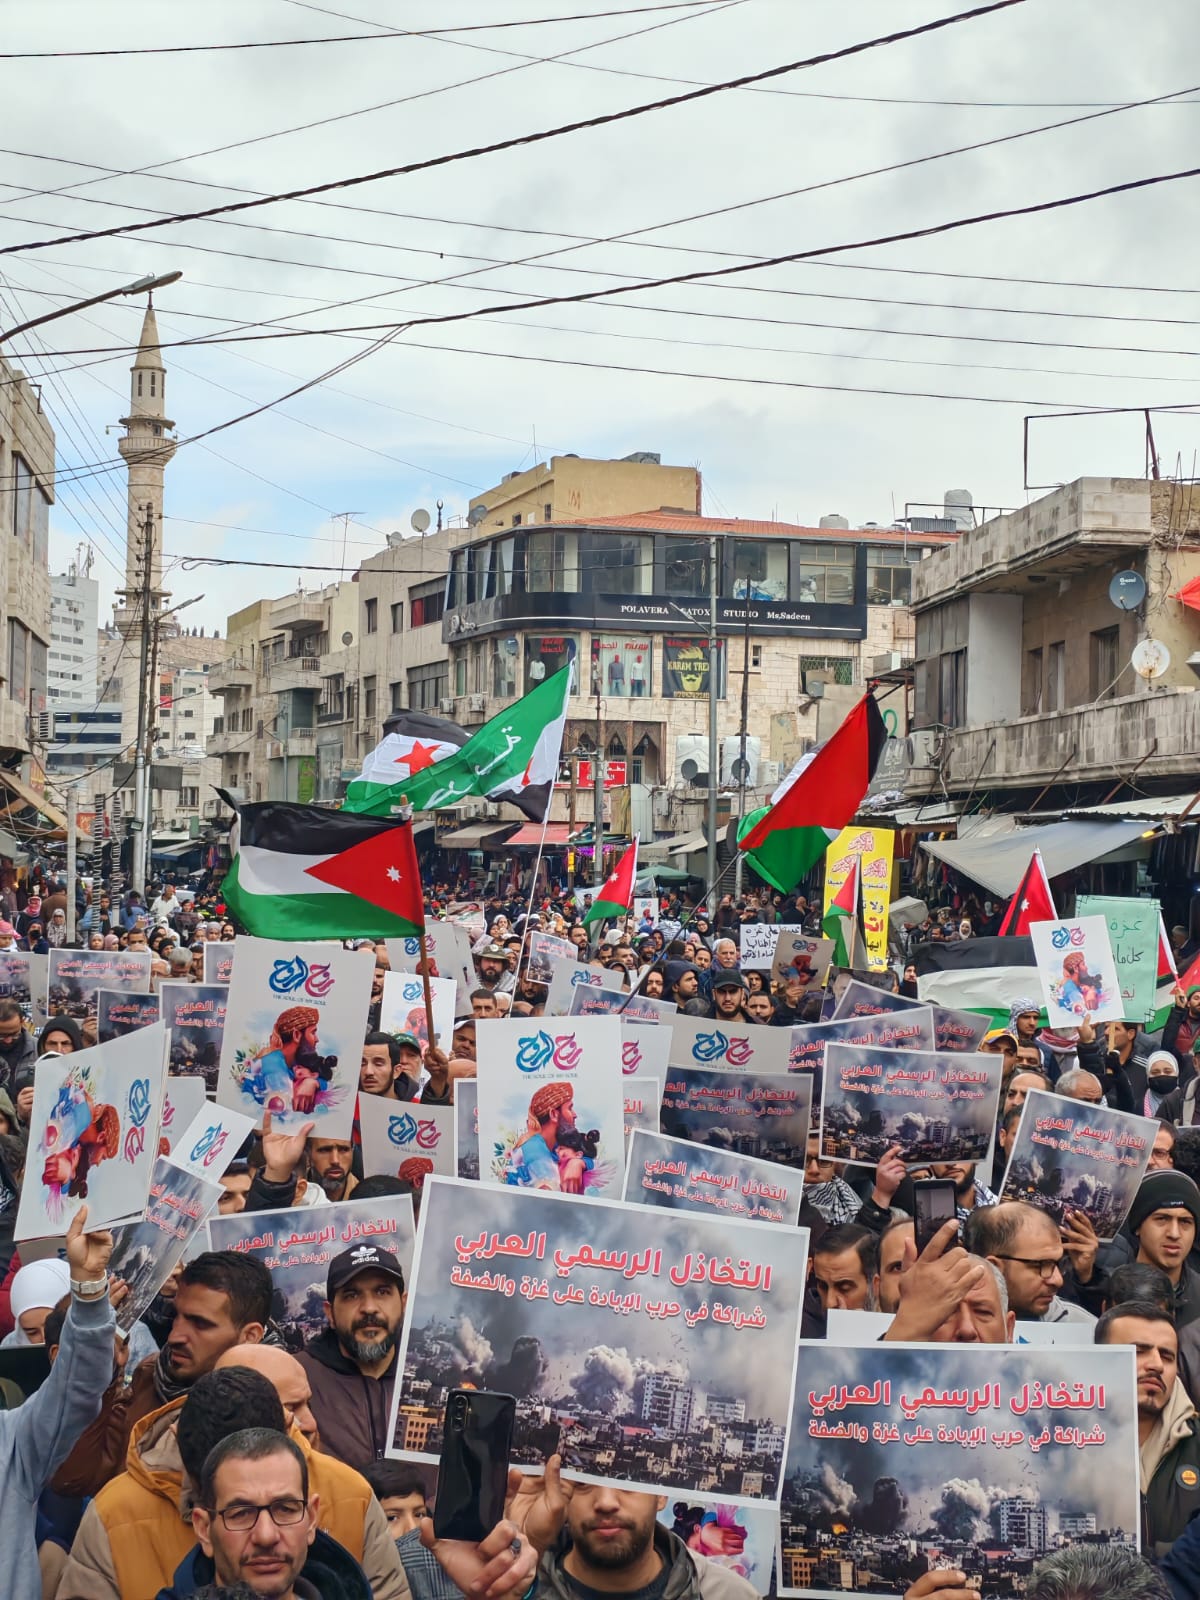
[{"xmin": 823, "ymin": 825, "xmax": 896, "ymax": 971}]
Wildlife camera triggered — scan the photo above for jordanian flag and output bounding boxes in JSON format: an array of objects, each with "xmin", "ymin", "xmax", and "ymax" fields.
[
  {"xmin": 584, "ymin": 837, "xmax": 639, "ymax": 926},
  {"xmin": 343, "ymin": 666, "xmax": 571, "ymax": 822},
  {"xmin": 221, "ymin": 798, "xmax": 425, "ymax": 940},
  {"xmin": 822, "ymin": 855, "xmax": 860, "ymax": 967},
  {"xmin": 737, "ymin": 692, "xmax": 887, "ymax": 893}
]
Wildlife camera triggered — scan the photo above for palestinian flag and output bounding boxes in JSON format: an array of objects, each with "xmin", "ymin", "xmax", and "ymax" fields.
[
  {"xmin": 822, "ymin": 855, "xmax": 860, "ymax": 968},
  {"xmin": 997, "ymin": 847, "xmax": 1056, "ymax": 935},
  {"xmin": 221, "ymin": 798, "xmax": 424, "ymax": 939},
  {"xmin": 737, "ymin": 692, "xmax": 886, "ymax": 893},
  {"xmin": 343, "ymin": 666, "xmax": 571, "ymax": 823},
  {"xmin": 584, "ymin": 837, "xmax": 639, "ymax": 926},
  {"xmin": 912, "ymin": 934, "xmax": 1039, "ymax": 1029},
  {"xmin": 1149, "ymin": 915, "xmax": 1179, "ymax": 1032}
]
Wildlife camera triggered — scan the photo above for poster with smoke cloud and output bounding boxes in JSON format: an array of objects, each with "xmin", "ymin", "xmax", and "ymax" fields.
[
  {"xmin": 476, "ymin": 1016, "xmax": 625, "ymax": 1199},
  {"xmin": 96, "ymin": 989, "xmax": 161, "ymax": 1043},
  {"xmin": 569, "ymin": 986, "xmax": 676, "ymax": 1027},
  {"xmin": 788, "ymin": 1015, "xmax": 936, "ymax": 1116},
  {"xmin": 668, "ymin": 1013, "xmax": 790, "ymax": 1075},
  {"xmin": 106, "ymin": 1157, "xmax": 223, "ymax": 1335},
  {"xmin": 160, "ymin": 983, "xmax": 228, "ymax": 1093},
  {"xmin": 455, "ymin": 1080, "xmax": 478, "ymax": 1180},
  {"xmin": 528, "ymin": 932, "xmax": 579, "ymax": 985},
  {"xmin": 208, "ymin": 1194, "xmax": 415, "ymax": 1352},
  {"xmin": 624, "ymin": 1130, "xmax": 804, "ymax": 1226},
  {"xmin": 998, "ymin": 1089, "xmax": 1156, "ymax": 1240},
  {"xmin": 203, "ymin": 943, "xmax": 235, "ymax": 985},
  {"xmin": 778, "ymin": 1342, "xmax": 1140, "ymax": 1598},
  {"xmin": 930, "ymin": 1005, "xmax": 990, "ymax": 1055},
  {"xmin": 546, "ymin": 957, "xmax": 624, "ymax": 1017},
  {"xmin": 0, "ymin": 947, "xmax": 42, "ymax": 1024},
  {"xmin": 624, "ymin": 1076, "xmax": 662, "ymax": 1150},
  {"xmin": 48, "ymin": 948, "xmax": 152, "ymax": 1027},
  {"xmin": 819, "ymin": 1044, "xmax": 1002, "ymax": 1169},
  {"xmin": 660, "ymin": 1066, "xmax": 812, "ymax": 1169},
  {"xmin": 833, "ymin": 980, "xmax": 928, "ymax": 1026},
  {"xmin": 657, "ymin": 1499, "xmax": 778, "ymax": 1594},
  {"xmin": 387, "ymin": 1176, "xmax": 806, "ymax": 1502},
  {"xmin": 359, "ymin": 1099, "xmax": 457, "ymax": 1190},
  {"xmin": 619, "ymin": 1019, "xmax": 672, "ymax": 1086}
]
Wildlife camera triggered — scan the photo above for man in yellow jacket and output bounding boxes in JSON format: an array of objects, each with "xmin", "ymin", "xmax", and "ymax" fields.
[{"xmin": 53, "ymin": 1352, "xmax": 409, "ymax": 1600}]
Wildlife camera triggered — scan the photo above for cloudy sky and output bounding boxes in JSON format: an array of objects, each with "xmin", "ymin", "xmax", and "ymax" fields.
[{"xmin": 1, "ymin": 0, "xmax": 1197, "ymax": 633}]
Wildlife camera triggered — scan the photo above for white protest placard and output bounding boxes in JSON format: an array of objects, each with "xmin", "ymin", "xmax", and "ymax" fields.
[
  {"xmin": 820, "ymin": 1042, "xmax": 1003, "ymax": 1170},
  {"xmin": 668, "ymin": 1012, "xmax": 790, "ymax": 1074},
  {"xmin": 633, "ymin": 897, "xmax": 659, "ymax": 928},
  {"xmin": 216, "ymin": 936, "xmax": 373, "ymax": 1140},
  {"xmin": 203, "ymin": 942, "xmax": 234, "ymax": 985},
  {"xmin": 359, "ymin": 1097, "xmax": 458, "ymax": 1188},
  {"xmin": 167, "ymin": 1101, "xmax": 258, "ymax": 1184},
  {"xmin": 159, "ymin": 1076, "xmax": 209, "ymax": 1157},
  {"xmin": 475, "ymin": 1015, "xmax": 625, "ymax": 1198},
  {"xmin": 619, "ymin": 1019, "xmax": 672, "ymax": 1085},
  {"xmin": 623, "ymin": 1128, "xmax": 803, "ymax": 1226},
  {"xmin": 737, "ymin": 923, "xmax": 779, "ymax": 971},
  {"xmin": 1029, "ymin": 913, "xmax": 1125, "ymax": 1027},
  {"xmin": 380, "ymin": 970, "xmax": 456, "ymax": 1053},
  {"xmin": 15, "ymin": 1024, "xmax": 168, "ymax": 1239},
  {"xmin": 623, "ymin": 1075, "xmax": 662, "ymax": 1150},
  {"xmin": 387, "ymin": 924, "xmax": 475, "ymax": 1011},
  {"xmin": 545, "ymin": 957, "xmax": 624, "ymax": 1017}
]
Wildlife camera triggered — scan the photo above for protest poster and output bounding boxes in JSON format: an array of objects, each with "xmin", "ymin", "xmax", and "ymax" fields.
[
  {"xmin": 789, "ymin": 1015, "xmax": 935, "ymax": 1113},
  {"xmin": 160, "ymin": 982, "xmax": 228, "ymax": 1092},
  {"xmin": 15, "ymin": 1024, "xmax": 168, "ymax": 1239},
  {"xmin": 1077, "ymin": 894, "xmax": 1161, "ymax": 1024},
  {"xmin": 107, "ymin": 1158, "xmax": 223, "ymax": 1333},
  {"xmin": 668, "ymin": 1012, "xmax": 790, "ymax": 1075},
  {"xmin": 771, "ymin": 931, "xmax": 834, "ymax": 990},
  {"xmin": 380, "ymin": 970, "xmax": 456, "ymax": 1053},
  {"xmin": 159, "ymin": 1076, "xmax": 209, "ymax": 1156},
  {"xmin": 0, "ymin": 948, "xmax": 40, "ymax": 1023},
  {"xmin": 359, "ymin": 1098, "xmax": 457, "ymax": 1189},
  {"xmin": 208, "ymin": 1193, "xmax": 416, "ymax": 1352},
  {"xmin": 168, "ymin": 1101, "xmax": 258, "ymax": 1184},
  {"xmin": 820, "ymin": 1043, "xmax": 1002, "ymax": 1169},
  {"xmin": 388, "ymin": 923, "xmax": 476, "ymax": 1010},
  {"xmin": 657, "ymin": 1500, "xmax": 775, "ymax": 1593},
  {"xmin": 216, "ymin": 936, "xmax": 373, "ymax": 1139},
  {"xmin": 546, "ymin": 957, "xmax": 624, "ymax": 1017},
  {"xmin": 387, "ymin": 1176, "xmax": 807, "ymax": 1502},
  {"xmin": 475, "ymin": 1016, "xmax": 625, "ymax": 1198},
  {"xmin": 96, "ymin": 989, "xmax": 161, "ymax": 1043},
  {"xmin": 203, "ymin": 942, "xmax": 234, "ymax": 985},
  {"xmin": 1029, "ymin": 914, "xmax": 1124, "ymax": 1027},
  {"xmin": 624, "ymin": 1129, "xmax": 803, "ymax": 1226},
  {"xmin": 528, "ymin": 932, "xmax": 578, "ymax": 985},
  {"xmin": 834, "ymin": 979, "xmax": 925, "ymax": 1024},
  {"xmin": 623, "ymin": 1076, "xmax": 662, "ymax": 1148},
  {"xmin": 999, "ymin": 1088, "xmax": 1156, "ymax": 1240},
  {"xmin": 620, "ymin": 1020, "xmax": 672, "ymax": 1085},
  {"xmin": 823, "ymin": 826, "xmax": 895, "ymax": 971},
  {"xmin": 738, "ymin": 923, "xmax": 780, "ymax": 972},
  {"xmin": 634, "ymin": 897, "xmax": 660, "ymax": 928},
  {"xmin": 778, "ymin": 1341, "xmax": 1139, "ymax": 1598},
  {"xmin": 660, "ymin": 1066, "xmax": 812, "ymax": 1169},
  {"xmin": 931, "ymin": 1003, "xmax": 991, "ymax": 1055},
  {"xmin": 569, "ymin": 986, "xmax": 676, "ymax": 1026},
  {"xmin": 455, "ymin": 1080, "xmax": 479, "ymax": 1180},
  {"xmin": 48, "ymin": 948, "xmax": 152, "ymax": 1026}
]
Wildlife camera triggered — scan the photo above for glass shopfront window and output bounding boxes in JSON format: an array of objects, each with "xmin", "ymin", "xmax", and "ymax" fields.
[
  {"xmin": 590, "ymin": 636, "xmax": 652, "ymax": 697},
  {"xmin": 730, "ymin": 538, "xmax": 789, "ymax": 601},
  {"xmin": 526, "ymin": 530, "xmax": 579, "ymax": 593},
  {"xmin": 492, "ymin": 636, "xmax": 520, "ymax": 697},
  {"xmin": 661, "ymin": 537, "xmax": 715, "ymax": 598},
  {"xmin": 584, "ymin": 532, "xmax": 651, "ymax": 595},
  {"xmin": 525, "ymin": 634, "xmax": 578, "ymax": 691},
  {"xmin": 792, "ymin": 542, "xmax": 856, "ymax": 605}
]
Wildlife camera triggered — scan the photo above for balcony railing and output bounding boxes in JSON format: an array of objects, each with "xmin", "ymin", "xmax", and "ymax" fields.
[{"xmin": 207, "ymin": 658, "xmax": 254, "ymax": 693}]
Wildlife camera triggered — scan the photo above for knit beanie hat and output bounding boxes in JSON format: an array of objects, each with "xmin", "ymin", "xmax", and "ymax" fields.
[{"xmin": 1127, "ymin": 1170, "xmax": 1200, "ymax": 1234}]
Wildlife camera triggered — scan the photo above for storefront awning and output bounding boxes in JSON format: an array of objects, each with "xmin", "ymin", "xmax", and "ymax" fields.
[
  {"xmin": 668, "ymin": 829, "xmax": 709, "ymax": 856},
  {"xmin": 921, "ymin": 818, "xmax": 1153, "ymax": 897},
  {"xmin": 504, "ymin": 822, "xmax": 572, "ymax": 847},
  {"xmin": 0, "ymin": 768, "xmax": 70, "ymax": 833},
  {"xmin": 437, "ymin": 823, "xmax": 515, "ymax": 848}
]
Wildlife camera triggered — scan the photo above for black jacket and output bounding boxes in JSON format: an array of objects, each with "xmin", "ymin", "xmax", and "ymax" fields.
[
  {"xmin": 1076, "ymin": 1038, "xmax": 1138, "ymax": 1111},
  {"xmin": 1145, "ymin": 1408, "xmax": 1200, "ymax": 1557},
  {"xmin": 1163, "ymin": 1006, "xmax": 1200, "ymax": 1075},
  {"xmin": 296, "ymin": 1326, "xmax": 397, "ymax": 1471},
  {"xmin": 156, "ymin": 1526, "xmax": 371, "ymax": 1599}
]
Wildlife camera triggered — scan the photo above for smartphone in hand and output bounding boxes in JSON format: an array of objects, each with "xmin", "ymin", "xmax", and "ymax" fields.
[
  {"xmin": 433, "ymin": 1388, "xmax": 516, "ymax": 1543},
  {"xmin": 912, "ymin": 1177, "xmax": 959, "ymax": 1255}
]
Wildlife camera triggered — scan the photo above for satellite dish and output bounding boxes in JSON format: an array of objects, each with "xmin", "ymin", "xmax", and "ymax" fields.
[
  {"xmin": 1110, "ymin": 570, "xmax": 1147, "ymax": 611},
  {"xmin": 410, "ymin": 508, "xmax": 431, "ymax": 534},
  {"xmin": 1132, "ymin": 637, "xmax": 1171, "ymax": 679},
  {"xmin": 341, "ymin": 630, "xmax": 353, "ymax": 646},
  {"xmin": 467, "ymin": 504, "xmax": 487, "ymax": 527}
]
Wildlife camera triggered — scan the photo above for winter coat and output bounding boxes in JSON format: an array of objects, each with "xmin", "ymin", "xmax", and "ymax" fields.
[
  {"xmin": 50, "ymin": 1349, "xmax": 160, "ymax": 1499},
  {"xmin": 535, "ymin": 1526, "xmax": 757, "ymax": 1600},
  {"xmin": 155, "ymin": 1526, "xmax": 373, "ymax": 1600},
  {"xmin": 297, "ymin": 1326, "xmax": 398, "ymax": 1471},
  {"xmin": 1142, "ymin": 1379, "xmax": 1200, "ymax": 1556}
]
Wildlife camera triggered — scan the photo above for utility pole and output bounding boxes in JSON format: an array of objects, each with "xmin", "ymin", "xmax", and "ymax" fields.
[
  {"xmin": 144, "ymin": 591, "xmax": 164, "ymax": 891},
  {"xmin": 567, "ymin": 742, "xmax": 578, "ymax": 891},
  {"xmin": 733, "ymin": 602, "xmax": 752, "ymax": 899},
  {"xmin": 131, "ymin": 502, "xmax": 154, "ymax": 895},
  {"xmin": 705, "ymin": 534, "xmax": 719, "ymax": 910},
  {"xmin": 592, "ymin": 679, "xmax": 605, "ymax": 889}
]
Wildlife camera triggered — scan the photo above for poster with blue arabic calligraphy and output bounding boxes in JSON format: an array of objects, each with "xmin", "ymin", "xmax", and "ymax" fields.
[
  {"xmin": 215, "ymin": 936, "xmax": 374, "ymax": 1140},
  {"xmin": 779, "ymin": 1342, "xmax": 1140, "ymax": 1598},
  {"xmin": 998, "ymin": 1088, "xmax": 1156, "ymax": 1240},
  {"xmin": 387, "ymin": 1177, "xmax": 807, "ymax": 1502},
  {"xmin": 668, "ymin": 1012, "xmax": 791, "ymax": 1075},
  {"xmin": 207, "ymin": 1193, "xmax": 415, "ymax": 1351},
  {"xmin": 360, "ymin": 1098, "xmax": 458, "ymax": 1189},
  {"xmin": 820, "ymin": 1043, "xmax": 1002, "ymax": 1170},
  {"xmin": 1029, "ymin": 914, "xmax": 1123, "ymax": 1028},
  {"xmin": 476, "ymin": 1015, "xmax": 625, "ymax": 1199},
  {"xmin": 545, "ymin": 956, "xmax": 624, "ymax": 1017},
  {"xmin": 623, "ymin": 1129, "xmax": 803, "ymax": 1226}
]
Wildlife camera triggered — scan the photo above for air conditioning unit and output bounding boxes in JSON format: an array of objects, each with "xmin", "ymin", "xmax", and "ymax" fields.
[
  {"xmin": 759, "ymin": 759, "xmax": 782, "ymax": 788},
  {"xmin": 438, "ymin": 697, "xmax": 455, "ymax": 715},
  {"xmin": 721, "ymin": 735, "xmax": 761, "ymax": 787},
  {"xmin": 907, "ymin": 728, "xmax": 944, "ymax": 769},
  {"xmin": 468, "ymin": 694, "xmax": 486, "ymax": 713},
  {"xmin": 871, "ymin": 651, "xmax": 905, "ymax": 675},
  {"xmin": 674, "ymin": 734, "xmax": 711, "ymax": 787},
  {"xmin": 482, "ymin": 802, "xmax": 501, "ymax": 819}
]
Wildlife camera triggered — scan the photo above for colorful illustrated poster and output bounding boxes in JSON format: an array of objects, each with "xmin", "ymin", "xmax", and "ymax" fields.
[
  {"xmin": 771, "ymin": 931, "xmax": 834, "ymax": 991},
  {"xmin": 455, "ymin": 1080, "xmax": 479, "ymax": 1181},
  {"xmin": 1077, "ymin": 895, "xmax": 1161, "ymax": 1025},
  {"xmin": 15, "ymin": 1024, "xmax": 168, "ymax": 1239},
  {"xmin": 359, "ymin": 1098, "xmax": 457, "ymax": 1190},
  {"xmin": 546, "ymin": 958, "xmax": 624, "ymax": 1017},
  {"xmin": 931, "ymin": 1004, "xmax": 990, "ymax": 1055},
  {"xmin": 208, "ymin": 1194, "xmax": 416, "ymax": 1352},
  {"xmin": 738, "ymin": 924, "xmax": 780, "ymax": 971},
  {"xmin": 380, "ymin": 971, "xmax": 456, "ymax": 1054},
  {"xmin": 660, "ymin": 1067, "xmax": 812, "ymax": 1169},
  {"xmin": 779, "ymin": 1343, "xmax": 1140, "ymax": 1598},
  {"xmin": 387, "ymin": 1177, "xmax": 807, "ymax": 1503},
  {"xmin": 160, "ymin": 982, "xmax": 228, "ymax": 1094},
  {"xmin": 107, "ymin": 1158, "xmax": 223, "ymax": 1333},
  {"xmin": 669, "ymin": 1013, "xmax": 790, "ymax": 1075},
  {"xmin": 216, "ymin": 937, "xmax": 373, "ymax": 1139},
  {"xmin": 657, "ymin": 1499, "xmax": 775, "ymax": 1593},
  {"xmin": 624, "ymin": 1129, "xmax": 803, "ymax": 1226},
  {"xmin": 633, "ymin": 897, "xmax": 660, "ymax": 928},
  {"xmin": 823, "ymin": 826, "xmax": 895, "ymax": 972},
  {"xmin": 0, "ymin": 948, "xmax": 41, "ymax": 1023},
  {"xmin": 623, "ymin": 1076, "xmax": 662, "ymax": 1149},
  {"xmin": 48, "ymin": 948, "xmax": 152, "ymax": 1026},
  {"xmin": 388, "ymin": 924, "xmax": 475, "ymax": 1011},
  {"xmin": 96, "ymin": 989, "xmax": 161, "ymax": 1044},
  {"xmin": 789, "ymin": 1013, "xmax": 936, "ymax": 1113},
  {"xmin": 527, "ymin": 932, "xmax": 578, "ymax": 985},
  {"xmin": 820, "ymin": 1043, "xmax": 1002, "ymax": 1170},
  {"xmin": 1029, "ymin": 914, "xmax": 1123, "ymax": 1027},
  {"xmin": 569, "ymin": 987, "xmax": 676, "ymax": 1026},
  {"xmin": 159, "ymin": 1077, "xmax": 209, "ymax": 1156},
  {"xmin": 204, "ymin": 942, "xmax": 235, "ymax": 985},
  {"xmin": 475, "ymin": 1016, "xmax": 625, "ymax": 1199},
  {"xmin": 620, "ymin": 1021, "xmax": 672, "ymax": 1085},
  {"xmin": 999, "ymin": 1089, "xmax": 1156, "ymax": 1240}
]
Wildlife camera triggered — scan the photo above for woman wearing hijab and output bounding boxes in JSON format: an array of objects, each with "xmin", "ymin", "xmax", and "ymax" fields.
[
  {"xmin": 101, "ymin": 932, "xmax": 119, "ymax": 951},
  {"xmin": 21, "ymin": 922, "xmax": 48, "ymax": 955},
  {"xmin": 0, "ymin": 1258, "xmax": 70, "ymax": 1346},
  {"xmin": 45, "ymin": 909, "xmax": 67, "ymax": 950}
]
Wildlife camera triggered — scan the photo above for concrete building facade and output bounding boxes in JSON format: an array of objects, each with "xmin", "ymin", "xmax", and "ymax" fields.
[
  {"xmin": 49, "ymin": 565, "xmax": 98, "ymax": 708},
  {"xmin": 0, "ymin": 350, "xmax": 53, "ymax": 768}
]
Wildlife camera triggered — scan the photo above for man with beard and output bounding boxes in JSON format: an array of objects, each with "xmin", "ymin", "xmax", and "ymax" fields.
[
  {"xmin": 307, "ymin": 1136, "xmax": 357, "ymax": 1202},
  {"xmin": 929, "ymin": 1160, "xmax": 996, "ymax": 1225},
  {"xmin": 0, "ymin": 997, "xmax": 34, "ymax": 1097},
  {"xmin": 964, "ymin": 1200, "xmax": 1098, "ymax": 1325},
  {"xmin": 297, "ymin": 1244, "xmax": 407, "ymax": 1470},
  {"xmin": 475, "ymin": 944, "xmax": 514, "ymax": 995}
]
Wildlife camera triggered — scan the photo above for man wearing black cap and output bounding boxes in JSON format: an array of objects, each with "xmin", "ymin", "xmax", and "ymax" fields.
[
  {"xmin": 684, "ymin": 969, "xmax": 749, "ymax": 1024},
  {"xmin": 297, "ymin": 1244, "xmax": 407, "ymax": 1471},
  {"xmin": 1128, "ymin": 1171, "xmax": 1200, "ymax": 1328}
]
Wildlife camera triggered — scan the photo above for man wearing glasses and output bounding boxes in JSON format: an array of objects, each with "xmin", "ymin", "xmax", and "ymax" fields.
[{"xmin": 964, "ymin": 1200, "xmax": 1099, "ymax": 1324}]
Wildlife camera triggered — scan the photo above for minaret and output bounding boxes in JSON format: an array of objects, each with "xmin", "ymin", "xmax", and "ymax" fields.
[{"xmin": 116, "ymin": 299, "xmax": 175, "ymax": 625}]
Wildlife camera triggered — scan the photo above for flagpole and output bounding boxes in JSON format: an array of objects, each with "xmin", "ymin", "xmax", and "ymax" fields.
[
  {"xmin": 396, "ymin": 792, "xmax": 439, "ymax": 1050},
  {"xmin": 613, "ymin": 849, "xmax": 743, "ymax": 1015},
  {"xmin": 515, "ymin": 803, "xmax": 553, "ymax": 981}
]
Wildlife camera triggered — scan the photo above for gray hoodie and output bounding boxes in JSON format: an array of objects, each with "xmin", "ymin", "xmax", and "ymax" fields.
[
  {"xmin": 537, "ymin": 1526, "xmax": 757, "ymax": 1600},
  {"xmin": 0, "ymin": 1287, "xmax": 115, "ymax": 1599}
]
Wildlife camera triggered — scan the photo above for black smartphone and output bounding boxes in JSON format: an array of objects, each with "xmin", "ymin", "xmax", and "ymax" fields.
[
  {"xmin": 912, "ymin": 1177, "xmax": 959, "ymax": 1255},
  {"xmin": 433, "ymin": 1388, "xmax": 516, "ymax": 1543}
]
